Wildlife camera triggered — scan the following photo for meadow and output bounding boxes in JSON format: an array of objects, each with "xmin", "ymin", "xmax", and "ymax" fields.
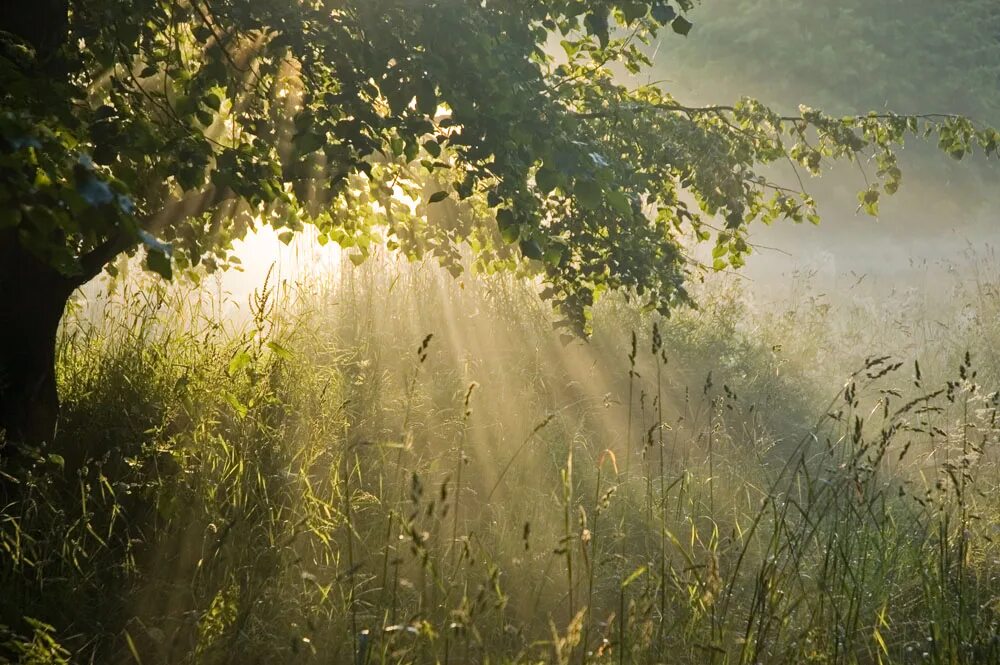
[{"xmin": 1, "ymin": 252, "xmax": 998, "ymax": 664}]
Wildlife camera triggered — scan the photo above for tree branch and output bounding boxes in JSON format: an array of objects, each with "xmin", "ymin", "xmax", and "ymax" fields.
[
  {"xmin": 572, "ymin": 102, "xmax": 965, "ymax": 125},
  {"xmin": 75, "ymin": 185, "xmax": 238, "ymax": 285}
]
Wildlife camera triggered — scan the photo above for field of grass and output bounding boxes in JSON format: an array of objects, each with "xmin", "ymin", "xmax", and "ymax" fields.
[{"xmin": 1, "ymin": 253, "xmax": 999, "ymax": 664}]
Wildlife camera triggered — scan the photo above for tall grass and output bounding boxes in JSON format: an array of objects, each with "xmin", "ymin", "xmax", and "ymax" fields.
[{"xmin": 1, "ymin": 252, "xmax": 998, "ymax": 664}]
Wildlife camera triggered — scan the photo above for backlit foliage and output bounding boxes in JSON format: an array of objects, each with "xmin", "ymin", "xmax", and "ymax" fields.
[{"xmin": 3, "ymin": 1, "xmax": 999, "ymax": 330}]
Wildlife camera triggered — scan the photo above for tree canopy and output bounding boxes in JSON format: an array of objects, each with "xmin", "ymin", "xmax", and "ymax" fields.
[{"xmin": 2, "ymin": 0, "xmax": 998, "ymax": 339}]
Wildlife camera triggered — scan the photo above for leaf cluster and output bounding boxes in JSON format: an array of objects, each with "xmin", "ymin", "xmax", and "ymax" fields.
[{"xmin": 1, "ymin": 0, "xmax": 996, "ymax": 326}]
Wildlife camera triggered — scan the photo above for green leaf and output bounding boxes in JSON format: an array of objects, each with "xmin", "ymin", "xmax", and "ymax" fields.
[
  {"xmin": 267, "ymin": 341, "xmax": 294, "ymax": 360},
  {"xmin": 605, "ymin": 190, "xmax": 631, "ymax": 216},
  {"xmin": 519, "ymin": 239, "xmax": 543, "ymax": 260},
  {"xmin": 496, "ymin": 208, "xmax": 519, "ymax": 244},
  {"xmin": 584, "ymin": 12, "xmax": 610, "ymax": 49},
  {"xmin": 574, "ymin": 180, "xmax": 602, "ymax": 210},
  {"xmin": 385, "ymin": 83, "xmax": 413, "ymax": 115},
  {"xmin": 651, "ymin": 2, "xmax": 676, "ymax": 25},
  {"xmin": 146, "ymin": 249, "xmax": 173, "ymax": 280},
  {"xmin": 428, "ymin": 190, "xmax": 449, "ymax": 203},
  {"xmin": 203, "ymin": 92, "xmax": 222, "ymax": 111},
  {"xmin": 725, "ymin": 210, "xmax": 743, "ymax": 229},
  {"xmin": 543, "ymin": 242, "xmax": 565, "ymax": 267},
  {"xmin": 223, "ymin": 391, "xmax": 248, "ymax": 419},
  {"xmin": 671, "ymin": 16, "xmax": 693, "ymax": 36},
  {"xmin": 858, "ymin": 188, "xmax": 880, "ymax": 216},
  {"xmin": 415, "ymin": 79, "xmax": 437, "ymax": 116},
  {"xmin": 228, "ymin": 350, "xmax": 252, "ymax": 376},
  {"xmin": 348, "ymin": 252, "xmax": 366, "ymax": 266},
  {"xmin": 277, "ymin": 230, "xmax": 294, "ymax": 245},
  {"xmin": 423, "ymin": 140, "xmax": 442, "ymax": 158},
  {"xmin": 196, "ymin": 109, "xmax": 214, "ymax": 127},
  {"xmin": 404, "ymin": 139, "xmax": 419, "ymax": 163},
  {"xmin": 294, "ymin": 131, "xmax": 325, "ymax": 155},
  {"xmin": 621, "ymin": 2, "xmax": 648, "ymax": 23},
  {"xmin": 535, "ymin": 166, "xmax": 559, "ymax": 195}
]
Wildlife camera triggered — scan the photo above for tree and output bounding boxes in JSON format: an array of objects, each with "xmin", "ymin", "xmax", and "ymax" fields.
[{"xmin": 0, "ymin": 0, "xmax": 997, "ymax": 452}]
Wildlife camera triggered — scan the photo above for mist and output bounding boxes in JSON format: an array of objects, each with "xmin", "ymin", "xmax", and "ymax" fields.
[
  {"xmin": 646, "ymin": 0, "xmax": 1000, "ymax": 298},
  {"xmin": 4, "ymin": 2, "xmax": 1000, "ymax": 664}
]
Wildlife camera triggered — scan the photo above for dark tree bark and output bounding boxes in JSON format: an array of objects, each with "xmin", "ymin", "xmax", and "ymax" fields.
[
  {"xmin": 0, "ymin": 0, "xmax": 69, "ymax": 60},
  {"xmin": 0, "ymin": 1, "xmax": 74, "ymax": 458},
  {"xmin": 0, "ymin": 231, "xmax": 77, "ymax": 454},
  {"xmin": 0, "ymin": 3, "xmax": 233, "ymax": 457}
]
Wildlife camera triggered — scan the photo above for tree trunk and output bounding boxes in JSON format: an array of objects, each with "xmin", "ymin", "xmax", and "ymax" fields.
[
  {"xmin": 0, "ymin": 231, "xmax": 76, "ymax": 455},
  {"xmin": 0, "ymin": 0, "xmax": 69, "ymax": 60},
  {"xmin": 0, "ymin": 1, "xmax": 74, "ymax": 467}
]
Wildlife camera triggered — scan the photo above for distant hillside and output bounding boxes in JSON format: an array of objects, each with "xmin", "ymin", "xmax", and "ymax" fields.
[
  {"xmin": 659, "ymin": 0, "xmax": 1000, "ymax": 121},
  {"xmin": 648, "ymin": 0, "xmax": 1000, "ymax": 279}
]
